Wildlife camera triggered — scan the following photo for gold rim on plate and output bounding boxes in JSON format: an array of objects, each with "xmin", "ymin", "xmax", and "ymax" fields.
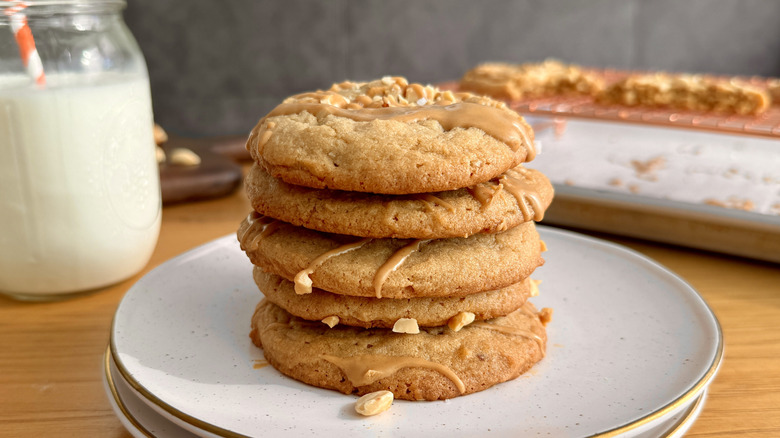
[
  {"xmin": 662, "ymin": 390, "xmax": 707, "ymax": 438},
  {"xmin": 104, "ymin": 347, "xmax": 155, "ymax": 438}
]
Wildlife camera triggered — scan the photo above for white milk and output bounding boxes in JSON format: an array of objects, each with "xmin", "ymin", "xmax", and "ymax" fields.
[{"xmin": 0, "ymin": 74, "xmax": 161, "ymax": 298}]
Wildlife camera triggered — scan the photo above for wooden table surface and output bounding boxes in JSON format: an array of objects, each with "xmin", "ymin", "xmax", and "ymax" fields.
[{"xmin": 1, "ymin": 172, "xmax": 779, "ymax": 438}]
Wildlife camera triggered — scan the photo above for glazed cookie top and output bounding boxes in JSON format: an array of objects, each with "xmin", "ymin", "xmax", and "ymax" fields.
[
  {"xmin": 245, "ymin": 163, "xmax": 554, "ymax": 239},
  {"xmin": 246, "ymin": 77, "xmax": 536, "ymax": 194},
  {"xmin": 238, "ymin": 215, "xmax": 544, "ymax": 298}
]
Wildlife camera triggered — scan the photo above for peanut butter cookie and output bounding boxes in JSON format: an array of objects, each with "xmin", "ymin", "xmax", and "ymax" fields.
[
  {"xmin": 598, "ymin": 73, "xmax": 770, "ymax": 115},
  {"xmin": 238, "ymin": 214, "xmax": 544, "ymax": 298},
  {"xmin": 460, "ymin": 59, "xmax": 604, "ymax": 100},
  {"xmin": 254, "ymin": 267, "xmax": 534, "ymax": 328},
  {"xmin": 244, "ymin": 163, "xmax": 553, "ymax": 239},
  {"xmin": 250, "ymin": 300, "xmax": 550, "ymax": 401},
  {"xmin": 246, "ymin": 77, "xmax": 536, "ymax": 194}
]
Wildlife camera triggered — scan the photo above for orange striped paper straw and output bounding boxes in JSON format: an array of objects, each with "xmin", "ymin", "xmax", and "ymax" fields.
[{"xmin": 3, "ymin": 1, "xmax": 45, "ymax": 86}]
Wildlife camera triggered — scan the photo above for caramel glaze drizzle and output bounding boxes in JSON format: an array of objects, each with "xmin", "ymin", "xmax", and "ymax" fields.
[
  {"xmin": 471, "ymin": 303, "xmax": 548, "ymax": 356},
  {"xmin": 322, "ymin": 354, "xmax": 466, "ymax": 394},
  {"xmin": 237, "ymin": 212, "xmax": 281, "ymax": 252},
  {"xmin": 464, "ymin": 167, "xmax": 544, "ymax": 222},
  {"xmin": 291, "ymin": 235, "xmax": 430, "ymax": 299},
  {"xmin": 293, "ymin": 238, "xmax": 372, "ymax": 295},
  {"xmin": 467, "ymin": 182, "xmax": 503, "ymax": 209},
  {"xmin": 257, "ymin": 102, "xmax": 534, "ymax": 160},
  {"xmin": 373, "ymin": 239, "xmax": 430, "ymax": 298},
  {"xmin": 500, "ymin": 168, "xmax": 544, "ymax": 221}
]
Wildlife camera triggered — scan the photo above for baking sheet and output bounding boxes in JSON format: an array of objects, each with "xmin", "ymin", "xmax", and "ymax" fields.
[{"xmin": 526, "ymin": 116, "xmax": 780, "ymax": 262}]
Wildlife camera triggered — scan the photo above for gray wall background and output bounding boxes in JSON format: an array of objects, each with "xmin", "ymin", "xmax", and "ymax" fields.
[{"xmin": 124, "ymin": 0, "xmax": 780, "ymax": 137}]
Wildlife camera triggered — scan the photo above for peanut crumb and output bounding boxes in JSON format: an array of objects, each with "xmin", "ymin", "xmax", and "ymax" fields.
[
  {"xmin": 293, "ymin": 270, "xmax": 314, "ymax": 295},
  {"xmin": 153, "ymin": 123, "xmax": 168, "ymax": 145},
  {"xmin": 447, "ymin": 312, "xmax": 476, "ymax": 332},
  {"xmin": 538, "ymin": 308, "xmax": 553, "ymax": 326},
  {"xmin": 321, "ymin": 316, "xmax": 339, "ymax": 328},
  {"xmin": 169, "ymin": 148, "xmax": 201, "ymax": 166},
  {"xmin": 539, "ymin": 240, "xmax": 548, "ymax": 252},
  {"xmin": 628, "ymin": 184, "xmax": 640, "ymax": 194},
  {"xmin": 608, "ymin": 177, "xmax": 623, "ymax": 187},
  {"xmin": 530, "ymin": 279, "xmax": 542, "ymax": 297},
  {"xmin": 392, "ymin": 318, "xmax": 420, "ymax": 334},
  {"xmin": 355, "ymin": 390, "xmax": 394, "ymax": 417},
  {"xmin": 155, "ymin": 146, "xmax": 166, "ymax": 164}
]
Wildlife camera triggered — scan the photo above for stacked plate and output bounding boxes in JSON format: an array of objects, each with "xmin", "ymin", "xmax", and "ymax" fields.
[{"xmin": 104, "ymin": 227, "xmax": 722, "ymax": 438}]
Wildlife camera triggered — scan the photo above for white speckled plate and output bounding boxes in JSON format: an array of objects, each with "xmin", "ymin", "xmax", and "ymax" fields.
[{"xmin": 109, "ymin": 227, "xmax": 722, "ymax": 437}]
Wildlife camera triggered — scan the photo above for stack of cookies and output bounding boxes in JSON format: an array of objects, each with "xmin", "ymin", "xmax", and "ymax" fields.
[{"xmin": 238, "ymin": 77, "xmax": 554, "ymax": 402}]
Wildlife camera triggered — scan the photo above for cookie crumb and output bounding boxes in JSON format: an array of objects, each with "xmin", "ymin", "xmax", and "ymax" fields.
[
  {"xmin": 631, "ymin": 156, "xmax": 665, "ymax": 180},
  {"xmin": 704, "ymin": 197, "xmax": 755, "ymax": 211}
]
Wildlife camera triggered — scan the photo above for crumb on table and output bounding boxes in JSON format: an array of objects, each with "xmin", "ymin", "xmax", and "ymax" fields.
[{"xmin": 704, "ymin": 197, "xmax": 755, "ymax": 212}]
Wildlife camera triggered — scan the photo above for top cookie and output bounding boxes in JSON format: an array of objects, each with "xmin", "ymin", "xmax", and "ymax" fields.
[{"xmin": 246, "ymin": 77, "xmax": 536, "ymax": 195}]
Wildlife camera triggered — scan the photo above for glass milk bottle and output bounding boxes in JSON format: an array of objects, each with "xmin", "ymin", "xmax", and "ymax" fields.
[{"xmin": 0, "ymin": 0, "xmax": 161, "ymax": 300}]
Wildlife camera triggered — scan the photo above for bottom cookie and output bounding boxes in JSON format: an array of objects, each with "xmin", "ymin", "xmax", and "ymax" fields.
[{"xmin": 250, "ymin": 300, "xmax": 551, "ymax": 401}]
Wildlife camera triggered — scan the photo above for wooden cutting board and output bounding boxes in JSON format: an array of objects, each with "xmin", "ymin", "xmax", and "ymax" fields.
[{"xmin": 159, "ymin": 135, "xmax": 249, "ymax": 205}]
